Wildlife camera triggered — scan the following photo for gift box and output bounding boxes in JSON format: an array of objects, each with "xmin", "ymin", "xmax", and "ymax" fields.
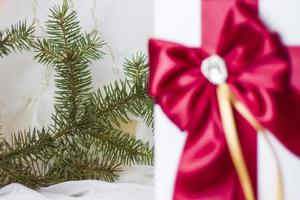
[{"xmin": 152, "ymin": 0, "xmax": 300, "ymax": 199}]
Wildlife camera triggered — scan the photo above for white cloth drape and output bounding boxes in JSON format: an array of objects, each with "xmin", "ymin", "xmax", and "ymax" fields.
[{"xmin": 0, "ymin": 181, "xmax": 153, "ymax": 200}]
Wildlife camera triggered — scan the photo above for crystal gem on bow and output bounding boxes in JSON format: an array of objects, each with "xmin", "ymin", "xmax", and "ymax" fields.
[{"xmin": 201, "ymin": 55, "xmax": 228, "ymax": 85}]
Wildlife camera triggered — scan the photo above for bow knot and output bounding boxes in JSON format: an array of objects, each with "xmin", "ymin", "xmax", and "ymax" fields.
[{"xmin": 201, "ymin": 55, "xmax": 228, "ymax": 85}]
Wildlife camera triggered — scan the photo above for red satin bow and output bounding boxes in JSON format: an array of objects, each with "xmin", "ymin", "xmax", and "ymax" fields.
[{"xmin": 149, "ymin": 2, "xmax": 300, "ymax": 200}]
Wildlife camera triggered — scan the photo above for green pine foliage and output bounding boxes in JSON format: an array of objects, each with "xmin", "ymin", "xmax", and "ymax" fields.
[
  {"xmin": 88, "ymin": 53, "xmax": 154, "ymax": 129},
  {"xmin": 0, "ymin": 21, "xmax": 34, "ymax": 57},
  {"xmin": 0, "ymin": 2, "xmax": 154, "ymax": 188}
]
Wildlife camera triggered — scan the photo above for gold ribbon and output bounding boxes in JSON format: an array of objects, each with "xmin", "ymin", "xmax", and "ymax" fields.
[{"xmin": 216, "ymin": 83, "xmax": 283, "ymax": 200}]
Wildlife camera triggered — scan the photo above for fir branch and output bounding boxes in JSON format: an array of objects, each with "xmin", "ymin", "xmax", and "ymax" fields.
[
  {"xmin": 0, "ymin": 128, "xmax": 56, "ymax": 188},
  {"xmin": 0, "ymin": 160, "xmax": 54, "ymax": 188},
  {"xmin": 75, "ymin": 33, "xmax": 105, "ymax": 63},
  {"xmin": 139, "ymin": 97, "xmax": 154, "ymax": 129},
  {"xmin": 0, "ymin": 21, "xmax": 34, "ymax": 57},
  {"xmin": 88, "ymin": 80, "xmax": 145, "ymax": 127},
  {"xmin": 83, "ymin": 127, "xmax": 153, "ymax": 166},
  {"xmin": 47, "ymin": 149, "xmax": 121, "ymax": 183},
  {"xmin": 47, "ymin": 3, "xmax": 81, "ymax": 49},
  {"xmin": 33, "ymin": 39, "xmax": 64, "ymax": 67},
  {"xmin": 124, "ymin": 52, "xmax": 149, "ymax": 86},
  {"xmin": 34, "ymin": 1, "xmax": 104, "ymax": 124},
  {"xmin": 0, "ymin": 2, "xmax": 154, "ymax": 188},
  {"xmin": 0, "ymin": 128, "xmax": 55, "ymax": 162},
  {"xmin": 122, "ymin": 53, "xmax": 154, "ymax": 128},
  {"xmin": 89, "ymin": 53, "xmax": 154, "ymax": 129}
]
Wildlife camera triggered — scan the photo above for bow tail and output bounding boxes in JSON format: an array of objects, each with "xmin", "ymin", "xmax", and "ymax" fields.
[
  {"xmin": 172, "ymin": 105, "xmax": 258, "ymax": 200},
  {"xmin": 263, "ymin": 91, "xmax": 300, "ymax": 156},
  {"xmin": 263, "ymin": 47, "xmax": 300, "ymax": 157}
]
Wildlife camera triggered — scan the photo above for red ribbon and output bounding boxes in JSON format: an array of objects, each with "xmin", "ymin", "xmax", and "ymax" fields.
[{"xmin": 149, "ymin": 1, "xmax": 300, "ymax": 199}]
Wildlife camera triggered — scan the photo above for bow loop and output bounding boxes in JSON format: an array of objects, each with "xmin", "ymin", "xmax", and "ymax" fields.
[
  {"xmin": 149, "ymin": 39, "xmax": 214, "ymax": 131},
  {"xmin": 216, "ymin": 2, "xmax": 289, "ymax": 91}
]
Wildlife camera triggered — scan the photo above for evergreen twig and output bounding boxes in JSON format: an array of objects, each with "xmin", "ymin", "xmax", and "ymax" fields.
[
  {"xmin": 0, "ymin": 2, "xmax": 154, "ymax": 188},
  {"xmin": 0, "ymin": 21, "xmax": 34, "ymax": 57},
  {"xmin": 89, "ymin": 53, "xmax": 154, "ymax": 129}
]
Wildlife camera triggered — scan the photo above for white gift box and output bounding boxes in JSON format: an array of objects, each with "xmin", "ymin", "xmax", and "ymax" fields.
[{"xmin": 154, "ymin": 0, "xmax": 300, "ymax": 200}]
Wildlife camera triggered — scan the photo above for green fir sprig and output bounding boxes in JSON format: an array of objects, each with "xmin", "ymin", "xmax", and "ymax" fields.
[
  {"xmin": 0, "ymin": 2, "xmax": 154, "ymax": 188},
  {"xmin": 0, "ymin": 21, "xmax": 34, "ymax": 57}
]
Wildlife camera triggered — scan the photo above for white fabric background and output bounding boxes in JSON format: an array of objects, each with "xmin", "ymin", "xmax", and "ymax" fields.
[
  {"xmin": 154, "ymin": 0, "xmax": 300, "ymax": 200},
  {"xmin": 0, "ymin": 0, "xmax": 154, "ymax": 199}
]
